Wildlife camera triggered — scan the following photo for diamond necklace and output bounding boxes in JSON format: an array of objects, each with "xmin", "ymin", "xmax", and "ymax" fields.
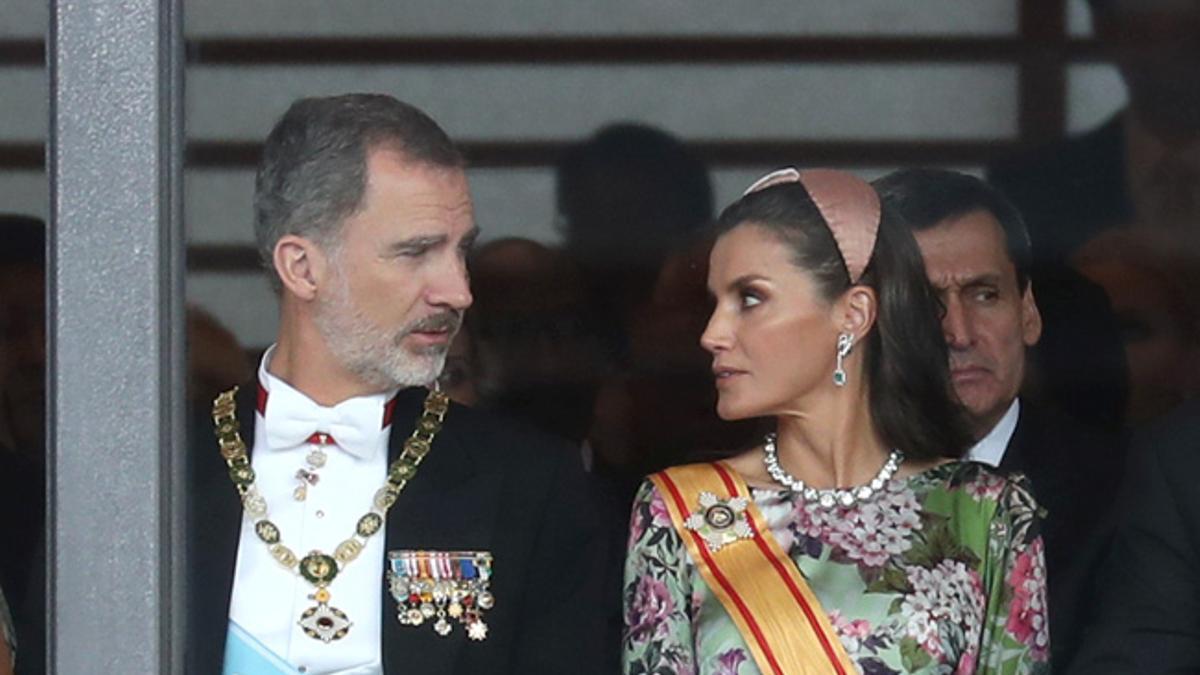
[
  {"xmin": 212, "ymin": 384, "xmax": 449, "ymax": 643},
  {"xmin": 761, "ymin": 432, "xmax": 903, "ymax": 508}
]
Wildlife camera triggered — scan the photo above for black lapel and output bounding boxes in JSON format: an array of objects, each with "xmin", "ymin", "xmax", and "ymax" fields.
[
  {"xmin": 998, "ymin": 405, "xmax": 1030, "ymax": 475},
  {"xmin": 186, "ymin": 383, "xmax": 256, "ymax": 673},
  {"xmin": 380, "ymin": 388, "xmax": 503, "ymax": 674},
  {"xmin": 1000, "ymin": 403, "xmax": 1064, "ymax": 504}
]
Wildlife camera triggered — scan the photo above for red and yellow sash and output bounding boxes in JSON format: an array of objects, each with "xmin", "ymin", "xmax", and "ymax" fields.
[{"xmin": 650, "ymin": 462, "xmax": 856, "ymax": 675}]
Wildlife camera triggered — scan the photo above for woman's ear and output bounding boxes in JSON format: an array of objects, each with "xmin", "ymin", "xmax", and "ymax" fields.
[
  {"xmin": 836, "ymin": 285, "xmax": 878, "ymax": 343},
  {"xmin": 273, "ymin": 234, "xmax": 329, "ymax": 302}
]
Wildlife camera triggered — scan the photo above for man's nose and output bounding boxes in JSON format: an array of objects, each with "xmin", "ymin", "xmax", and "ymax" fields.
[
  {"xmin": 429, "ymin": 256, "xmax": 473, "ymax": 311},
  {"xmin": 942, "ymin": 299, "xmax": 973, "ymax": 350}
]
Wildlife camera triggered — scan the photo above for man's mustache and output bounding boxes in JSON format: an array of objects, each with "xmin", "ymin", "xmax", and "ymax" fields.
[
  {"xmin": 407, "ymin": 312, "xmax": 463, "ymax": 335},
  {"xmin": 949, "ymin": 356, "xmax": 990, "ymax": 372}
]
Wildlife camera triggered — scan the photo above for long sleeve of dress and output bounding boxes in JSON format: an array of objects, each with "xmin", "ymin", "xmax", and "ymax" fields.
[
  {"xmin": 976, "ymin": 473, "xmax": 1052, "ymax": 674},
  {"xmin": 622, "ymin": 480, "xmax": 699, "ymax": 675}
]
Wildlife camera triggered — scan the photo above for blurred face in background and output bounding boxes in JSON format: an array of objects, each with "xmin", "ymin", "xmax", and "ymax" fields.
[
  {"xmin": 914, "ymin": 211, "xmax": 1042, "ymax": 437},
  {"xmin": 1074, "ymin": 230, "xmax": 1200, "ymax": 424},
  {"xmin": 1093, "ymin": 0, "xmax": 1200, "ymax": 137},
  {"xmin": 439, "ymin": 327, "xmax": 479, "ymax": 406}
]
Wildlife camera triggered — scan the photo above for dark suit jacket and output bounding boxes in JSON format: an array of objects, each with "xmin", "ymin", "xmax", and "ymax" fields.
[
  {"xmin": 1068, "ymin": 400, "xmax": 1200, "ymax": 674},
  {"xmin": 187, "ymin": 385, "xmax": 619, "ymax": 674},
  {"xmin": 996, "ymin": 401, "xmax": 1125, "ymax": 673}
]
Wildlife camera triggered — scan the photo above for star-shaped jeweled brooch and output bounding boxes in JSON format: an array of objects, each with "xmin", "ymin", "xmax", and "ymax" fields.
[{"xmin": 684, "ymin": 491, "xmax": 753, "ymax": 552}]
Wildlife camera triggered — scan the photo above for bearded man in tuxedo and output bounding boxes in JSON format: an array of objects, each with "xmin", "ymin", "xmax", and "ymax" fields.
[{"xmin": 187, "ymin": 93, "xmax": 616, "ymax": 675}]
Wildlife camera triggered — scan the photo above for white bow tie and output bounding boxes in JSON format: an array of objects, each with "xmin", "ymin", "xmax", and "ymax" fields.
[{"xmin": 259, "ymin": 383, "xmax": 390, "ymax": 460}]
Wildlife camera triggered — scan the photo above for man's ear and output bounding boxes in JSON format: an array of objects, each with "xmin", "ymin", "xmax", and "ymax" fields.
[
  {"xmin": 273, "ymin": 234, "xmax": 329, "ymax": 302},
  {"xmin": 1021, "ymin": 284, "xmax": 1043, "ymax": 347},
  {"xmin": 837, "ymin": 285, "xmax": 878, "ymax": 344}
]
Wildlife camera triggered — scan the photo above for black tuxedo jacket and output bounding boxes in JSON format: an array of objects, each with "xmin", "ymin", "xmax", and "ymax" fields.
[
  {"xmin": 186, "ymin": 386, "xmax": 619, "ymax": 674},
  {"xmin": 1068, "ymin": 400, "xmax": 1200, "ymax": 674},
  {"xmin": 995, "ymin": 401, "xmax": 1125, "ymax": 673}
]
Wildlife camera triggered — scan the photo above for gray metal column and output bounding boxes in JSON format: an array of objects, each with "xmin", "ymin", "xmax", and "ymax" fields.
[{"xmin": 47, "ymin": 0, "xmax": 185, "ymax": 672}]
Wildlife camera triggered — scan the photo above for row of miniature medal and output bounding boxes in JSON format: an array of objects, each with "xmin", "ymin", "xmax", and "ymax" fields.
[
  {"xmin": 388, "ymin": 550, "xmax": 494, "ymax": 641},
  {"xmin": 213, "ymin": 386, "xmax": 494, "ymax": 645}
]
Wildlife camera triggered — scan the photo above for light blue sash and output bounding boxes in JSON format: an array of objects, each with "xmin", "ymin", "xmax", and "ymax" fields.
[{"xmin": 224, "ymin": 620, "xmax": 300, "ymax": 675}]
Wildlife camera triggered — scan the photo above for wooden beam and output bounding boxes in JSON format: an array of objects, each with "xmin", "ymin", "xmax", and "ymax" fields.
[
  {"xmin": 188, "ymin": 244, "xmax": 261, "ymax": 272},
  {"xmin": 0, "ymin": 139, "xmax": 1021, "ymax": 171},
  {"xmin": 1018, "ymin": 0, "xmax": 1068, "ymax": 143},
  {"xmin": 0, "ymin": 36, "xmax": 1108, "ymax": 67}
]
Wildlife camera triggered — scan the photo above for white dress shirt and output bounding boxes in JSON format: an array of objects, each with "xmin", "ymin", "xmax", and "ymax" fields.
[
  {"xmin": 228, "ymin": 348, "xmax": 394, "ymax": 675},
  {"xmin": 966, "ymin": 398, "xmax": 1020, "ymax": 468}
]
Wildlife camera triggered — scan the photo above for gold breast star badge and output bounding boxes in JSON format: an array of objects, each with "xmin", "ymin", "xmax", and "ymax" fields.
[{"xmin": 684, "ymin": 491, "xmax": 753, "ymax": 552}]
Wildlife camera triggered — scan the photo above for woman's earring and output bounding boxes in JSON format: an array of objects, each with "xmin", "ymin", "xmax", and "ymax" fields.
[{"xmin": 833, "ymin": 333, "xmax": 854, "ymax": 387}]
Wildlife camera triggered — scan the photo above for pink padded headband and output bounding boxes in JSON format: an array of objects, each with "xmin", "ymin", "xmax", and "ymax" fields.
[{"xmin": 743, "ymin": 167, "xmax": 881, "ymax": 283}]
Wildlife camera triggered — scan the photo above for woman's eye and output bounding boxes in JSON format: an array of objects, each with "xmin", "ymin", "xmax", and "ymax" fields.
[{"xmin": 740, "ymin": 292, "xmax": 762, "ymax": 309}]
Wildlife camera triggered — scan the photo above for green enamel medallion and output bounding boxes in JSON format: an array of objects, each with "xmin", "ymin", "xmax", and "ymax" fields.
[{"xmin": 299, "ymin": 552, "xmax": 339, "ymax": 585}]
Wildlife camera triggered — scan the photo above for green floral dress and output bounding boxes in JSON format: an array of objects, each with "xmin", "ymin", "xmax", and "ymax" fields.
[{"xmin": 623, "ymin": 461, "xmax": 1050, "ymax": 674}]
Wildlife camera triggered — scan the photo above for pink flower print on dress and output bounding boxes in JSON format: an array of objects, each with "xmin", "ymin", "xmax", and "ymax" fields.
[
  {"xmin": 795, "ymin": 480, "xmax": 923, "ymax": 568},
  {"xmin": 626, "ymin": 575, "xmax": 676, "ymax": 644},
  {"xmin": 1006, "ymin": 537, "xmax": 1050, "ymax": 661}
]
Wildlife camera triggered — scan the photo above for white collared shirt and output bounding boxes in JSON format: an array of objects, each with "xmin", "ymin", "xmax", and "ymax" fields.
[
  {"xmin": 227, "ymin": 348, "xmax": 391, "ymax": 675},
  {"xmin": 966, "ymin": 398, "xmax": 1020, "ymax": 468}
]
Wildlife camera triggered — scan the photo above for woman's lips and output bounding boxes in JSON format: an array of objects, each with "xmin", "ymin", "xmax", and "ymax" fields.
[{"xmin": 712, "ymin": 367, "xmax": 747, "ymax": 386}]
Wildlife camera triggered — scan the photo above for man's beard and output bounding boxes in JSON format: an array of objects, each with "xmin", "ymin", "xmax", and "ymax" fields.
[{"xmin": 314, "ymin": 271, "xmax": 461, "ymax": 390}]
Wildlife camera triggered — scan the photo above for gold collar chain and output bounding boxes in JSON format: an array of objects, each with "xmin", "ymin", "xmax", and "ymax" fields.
[{"xmin": 212, "ymin": 385, "xmax": 450, "ymax": 643}]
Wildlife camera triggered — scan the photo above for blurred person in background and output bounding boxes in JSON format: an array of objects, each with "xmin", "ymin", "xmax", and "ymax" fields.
[
  {"xmin": 438, "ymin": 317, "xmax": 479, "ymax": 407},
  {"xmin": 1073, "ymin": 229, "xmax": 1200, "ymax": 426},
  {"xmin": 986, "ymin": 0, "xmax": 1200, "ymax": 435},
  {"xmin": 467, "ymin": 237, "xmax": 604, "ymax": 444},
  {"xmin": 187, "ymin": 304, "xmax": 253, "ymax": 409},
  {"xmin": 0, "ymin": 214, "xmax": 45, "ymax": 675},
  {"xmin": 556, "ymin": 123, "xmax": 756, "ymax": 487},
  {"xmin": 557, "ymin": 122, "xmax": 714, "ymax": 342},
  {"xmin": 587, "ymin": 236, "xmax": 762, "ymax": 483},
  {"xmin": 989, "ymin": 0, "xmax": 1200, "ymax": 267},
  {"xmin": 1069, "ymin": 398, "xmax": 1200, "ymax": 673}
]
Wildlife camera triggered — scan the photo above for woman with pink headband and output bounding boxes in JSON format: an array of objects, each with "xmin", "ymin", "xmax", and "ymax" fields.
[{"xmin": 622, "ymin": 168, "xmax": 1050, "ymax": 674}]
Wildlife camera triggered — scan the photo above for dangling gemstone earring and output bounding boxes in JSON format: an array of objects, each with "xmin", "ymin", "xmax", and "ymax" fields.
[{"xmin": 833, "ymin": 333, "xmax": 854, "ymax": 386}]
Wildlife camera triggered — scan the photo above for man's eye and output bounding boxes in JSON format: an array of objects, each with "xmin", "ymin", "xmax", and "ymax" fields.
[{"xmin": 971, "ymin": 289, "xmax": 999, "ymax": 303}]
